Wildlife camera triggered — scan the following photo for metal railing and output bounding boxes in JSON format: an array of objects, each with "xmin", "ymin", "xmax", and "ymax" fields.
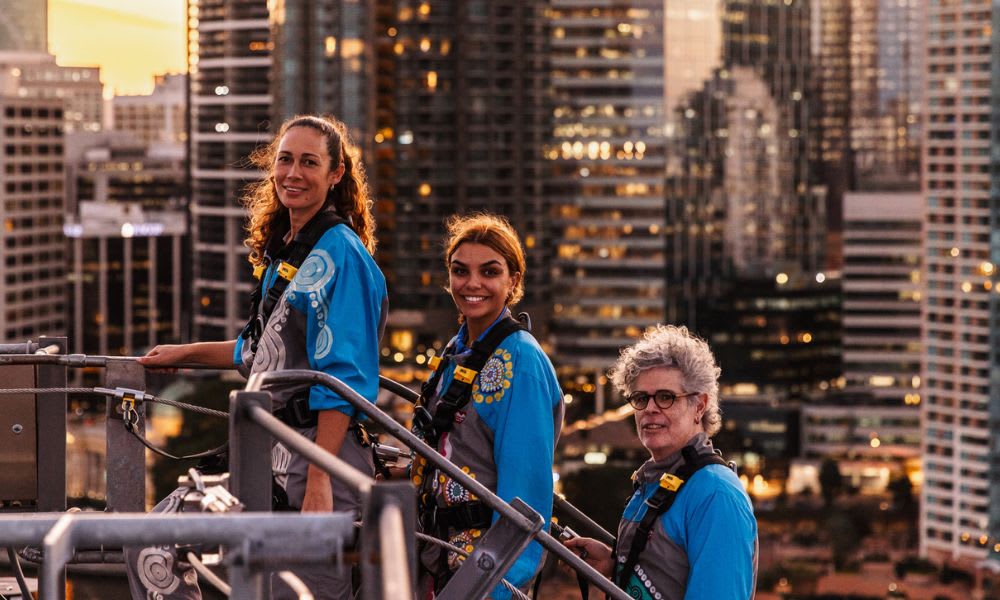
[
  {"xmin": 247, "ymin": 369, "xmax": 632, "ymax": 600},
  {"xmin": 0, "ymin": 342, "xmax": 416, "ymax": 600},
  {"xmin": 0, "ymin": 342, "xmax": 626, "ymax": 600}
]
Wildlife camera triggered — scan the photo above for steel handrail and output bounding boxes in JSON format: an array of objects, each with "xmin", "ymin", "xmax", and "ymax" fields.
[
  {"xmin": 243, "ymin": 405, "xmax": 375, "ymax": 497},
  {"xmin": 377, "ymin": 375, "xmax": 617, "ymax": 546},
  {"xmin": 0, "ymin": 353, "xmax": 234, "ymax": 369},
  {"xmin": 248, "ymin": 369, "xmax": 631, "ymax": 600}
]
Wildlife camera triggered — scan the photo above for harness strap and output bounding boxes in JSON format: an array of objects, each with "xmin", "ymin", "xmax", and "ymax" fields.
[
  {"xmin": 418, "ymin": 314, "xmax": 527, "ymax": 449},
  {"xmin": 612, "ymin": 446, "xmax": 729, "ymax": 590},
  {"xmin": 240, "ymin": 209, "xmax": 347, "ymax": 353}
]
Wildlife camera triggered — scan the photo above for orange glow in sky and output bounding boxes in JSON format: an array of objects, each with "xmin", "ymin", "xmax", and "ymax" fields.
[{"xmin": 48, "ymin": 0, "xmax": 186, "ymax": 97}]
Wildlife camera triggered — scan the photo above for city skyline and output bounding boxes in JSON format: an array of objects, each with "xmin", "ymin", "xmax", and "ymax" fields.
[{"xmin": 48, "ymin": 0, "xmax": 185, "ymax": 96}]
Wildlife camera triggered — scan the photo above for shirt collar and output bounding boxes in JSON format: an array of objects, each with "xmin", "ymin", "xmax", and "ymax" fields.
[{"xmin": 455, "ymin": 308, "xmax": 512, "ymax": 353}]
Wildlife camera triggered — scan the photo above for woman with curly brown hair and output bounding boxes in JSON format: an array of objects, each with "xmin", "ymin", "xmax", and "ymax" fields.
[{"xmin": 127, "ymin": 115, "xmax": 387, "ymax": 600}]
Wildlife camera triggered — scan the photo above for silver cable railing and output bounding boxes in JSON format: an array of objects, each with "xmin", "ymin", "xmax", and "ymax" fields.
[{"xmin": 247, "ymin": 369, "xmax": 632, "ymax": 600}]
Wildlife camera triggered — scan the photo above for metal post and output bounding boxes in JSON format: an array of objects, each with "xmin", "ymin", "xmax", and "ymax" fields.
[
  {"xmin": 361, "ymin": 482, "xmax": 416, "ymax": 600},
  {"xmin": 40, "ymin": 514, "xmax": 74, "ymax": 600},
  {"xmin": 229, "ymin": 391, "xmax": 273, "ymax": 512},
  {"xmin": 228, "ymin": 539, "xmax": 265, "ymax": 599},
  {"xmin": 36, "ymin": 336, "xmax": 67, "ymax": 512},
  {"xmin": 104, "ymin": 359, "xmax": 146, "ymax": 511},
  {"xmin": 438, "ymin": 498, "xmax": 544, "ymax": 600}
]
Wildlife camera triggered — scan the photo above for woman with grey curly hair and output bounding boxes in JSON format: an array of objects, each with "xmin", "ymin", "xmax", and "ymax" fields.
[{"xmin": 565, "ymin": 325, "xmax": 757, "ymax": 600}]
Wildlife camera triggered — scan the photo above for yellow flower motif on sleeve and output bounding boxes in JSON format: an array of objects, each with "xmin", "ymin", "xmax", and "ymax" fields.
[{"xmin": 471, "ymin": 349, "xmax": 514, "ymax": 404}]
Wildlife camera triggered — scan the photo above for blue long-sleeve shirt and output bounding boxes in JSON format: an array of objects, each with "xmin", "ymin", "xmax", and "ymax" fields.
[
  {"xmin": 614, "ymin": 435, "xmax": 758, "ymax": 600},
  {"xmin": 415, "ymin": 311, "xmax": 564, "ymax": 599}
]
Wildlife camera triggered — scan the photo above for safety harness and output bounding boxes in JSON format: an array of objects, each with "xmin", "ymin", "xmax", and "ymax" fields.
[
  {"xmin": 240, "ymin": 209, "xmax": 347, "ymax": 354},
  {"xmin": 411, "ymin": 313, "xmax": 529, "ymax": 589},
  {"xmin": 611, "ymin": 446, "xmax": 731, "ymax": 591}
]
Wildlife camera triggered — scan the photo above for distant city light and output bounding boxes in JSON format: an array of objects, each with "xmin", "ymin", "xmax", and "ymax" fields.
[
  {"xmin": 815, "ymin": 272, "xmax": 826, "ymax": 283},
  {"xmin": 775, "ymin": 272, "xmax": 789, "ymax": 285},
  {"xmin": 583, "ymin": 451, "xmax": 607, "ymax": 465},
  {"xmin": 214, "ymin": 122, "xmax": 230, "ymax": 133},
  {"xmin": 214, "ymin": 85, "xmax": 229, "ymax": 96}
]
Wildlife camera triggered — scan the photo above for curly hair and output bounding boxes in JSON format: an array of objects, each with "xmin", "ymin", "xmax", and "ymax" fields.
[
  {"xmin": 443, "ymin": 212, "xmax": 526, "ymax": 307},
  {"xmin": 242, "ymin": 114, "xmax": 376, "ymax": 265},
  {"xmin": 609, "ymin": 324, "xmax": 723, "ymax": 436}
]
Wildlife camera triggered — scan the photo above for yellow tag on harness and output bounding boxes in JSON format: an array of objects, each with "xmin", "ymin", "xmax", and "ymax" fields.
[
  {"xmin": 659, "ymin": 473, "xmax": 684, "ymax": 492},
  {"xmin": 429, "ymin": 356, "xmax": 442, "ymax": 370},
  {"xmin": 277, "ymin": 262, "xmax": 298, "ymax": 281},
  {"xmin": 453, "ymin": 365, "xmax": 477, "ymax": 384},
  {"xmin": 252, "ymin": 264, "xmax": 266, "ymax": 280}
]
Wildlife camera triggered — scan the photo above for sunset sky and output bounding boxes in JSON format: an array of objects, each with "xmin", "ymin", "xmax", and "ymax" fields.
[{"xmin": 48, "ymin": 0, "xmax": 186, "ymax": 96}]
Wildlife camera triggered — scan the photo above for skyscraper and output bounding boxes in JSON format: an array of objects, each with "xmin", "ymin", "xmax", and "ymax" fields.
[
  {"xmin": 0, "ymin": 0, "xmax": 48, "ymax": 52},
  {"xmin": 920, "ymin": 0, "xmax": 995, "ymax": 575},
  {"xmin": 549, "ymin": 0, "xmax": 820, "ymax": 411},
  {"xmin": 382, "ymin": 0, "xmax": 551, "ymax": 353},
  {"xmin": 0, "ymin": 94, "xmax": 66, "ymax": 342},
  {"xmin": 188, "ymin": 0, "xmax": 272, "ymax": 341}
]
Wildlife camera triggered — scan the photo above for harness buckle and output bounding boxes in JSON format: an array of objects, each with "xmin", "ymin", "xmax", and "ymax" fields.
[
  {"xmin": 252, "ymin": 264, "xmax": 266, "ymax": 280},
  {"xmin": 453, "ymin": 365, "xmax": 477, "ymax": 384},
  {"xmin": 276, "ymin": 261, "xmax": 298, "ymax": 281},
  {"xmin": 658, "ymin": 473, "xmax": 684, "ymax": 492},
  {"xmin": 428, "ymin": 355, "xmax": 442, "ymax": 370}
]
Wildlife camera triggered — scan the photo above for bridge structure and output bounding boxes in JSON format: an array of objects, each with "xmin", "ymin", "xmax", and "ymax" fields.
[{"xmin": 0, "ymin": 338, "xmax": 626, "ymax": 600}]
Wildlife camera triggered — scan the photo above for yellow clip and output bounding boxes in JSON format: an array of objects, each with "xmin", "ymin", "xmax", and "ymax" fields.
[
  {"xmin": 453, "ymin": 365, "xmax": 477, "ymax": 384},
  {"xmin": 659, "ymin": 473, "xmax": 684, "ymax": 492},
  {"xmin": 429, "ymin": 356, "xmax": 442, "ymax": 370},
  {"xmin": 277, "ymin": 262, "xmax": 298, "ymax": 281},
  {"xmin": 252, "ymin": 264, "xmax": 266, "ymax": 280}
]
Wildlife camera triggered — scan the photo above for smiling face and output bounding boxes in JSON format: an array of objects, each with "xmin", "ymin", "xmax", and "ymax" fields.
[
  {"xmin": 272, "ymin": 125, "xmax": 344, "ymax": 224},
  {"xmin": 632, "ymin": 367, "xmax": 707, "ymax": 461},
  {"xmin": 448, "ymin": 242, "xmax": 521, "ymax": 339}
]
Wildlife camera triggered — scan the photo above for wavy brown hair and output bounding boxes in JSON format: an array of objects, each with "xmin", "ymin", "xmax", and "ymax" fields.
[{"xmin": 242, "ymin": 115, "xmax": 376, "ymax": 265}]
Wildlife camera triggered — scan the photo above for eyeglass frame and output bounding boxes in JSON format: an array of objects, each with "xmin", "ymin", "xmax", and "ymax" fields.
[{"xmin": 625, "ymin": 389, "xmax": 701, "ymax": 411}]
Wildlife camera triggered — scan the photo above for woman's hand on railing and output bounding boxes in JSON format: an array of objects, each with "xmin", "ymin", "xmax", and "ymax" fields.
[
  {"xmin": 137, "ymin": 344, "xmax": 188, "ymax": 373},
  {"xmin": 562, "ymin": 536, "xmax": 614, "ymax": 577}
]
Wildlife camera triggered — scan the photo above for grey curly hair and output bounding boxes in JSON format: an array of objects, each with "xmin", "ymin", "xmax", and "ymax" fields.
[{"xmin": 609, "ymin": 324, "xmax": 722, "ymax": 436}]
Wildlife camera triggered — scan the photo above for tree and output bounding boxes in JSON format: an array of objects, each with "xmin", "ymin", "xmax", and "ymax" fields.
[{"xmin": 818, "ymin": 458, "xmax": 844, "ymax": 507}]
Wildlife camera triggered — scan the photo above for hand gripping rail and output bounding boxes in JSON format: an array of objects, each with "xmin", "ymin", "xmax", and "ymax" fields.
[
  {"xmin": 378, "ymin": 375, "xmax": 617, "ymax": 547},
  {"xmin": 247, "ymin": 370, "xmax": 632, "ymax": 600}
]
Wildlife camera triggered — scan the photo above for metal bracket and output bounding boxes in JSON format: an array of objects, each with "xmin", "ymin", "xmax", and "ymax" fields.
[
  {"xmin": 438, "ymin": 497, "xmax": 544, "ymax": 600},
  {"xmin": 229, "ymin": 391, "xmax": 273, "ymax": 512},
  {"xmin": 360, "ymin": 482, "xmax": 417, "ymax": 600}
]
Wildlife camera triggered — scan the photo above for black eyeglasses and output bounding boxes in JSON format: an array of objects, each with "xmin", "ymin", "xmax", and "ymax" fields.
[{"xmin": 625, "ymin": 390, "xmax": 699, "ymax": 411}]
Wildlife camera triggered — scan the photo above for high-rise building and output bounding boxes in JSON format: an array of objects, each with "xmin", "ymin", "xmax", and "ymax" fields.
[
  {"xmin": 113, "ymin": 74, "xmax": 186, "ymax": 145},
  {"xmin": 269, "ymin": 0, "xmax": 376, "ymax": 141},
  {"xmin": 843, "ymin": 191, "xmax": 923, "ymax": 407},
  {"xmin": 549, "ymin": 0, "xmax": 820, "ymax": 412},
  {"xmin": 920, "ymin": 0, "xmax": 995, "ymax": 575},
  {"xmin": 847, "ymin": 0, "xmax": 923, "ymax": 191},
  {"xmin": 811, "ymin": 0, "xmax": 925, "ymax": 240},
  {"xmin": 64, "ymin": 203, "xmax": 186, "ymax": 356},
  {"xmin": 188, "ymin": 0, "xmax": 272, "ymax": 341},
  {"xmin": 381, "ymin": 0, "xmax": 552, "ymax": 355},
  {"xmin": 0, "ymin": 53, "xmax": 103, "ymax": 133},
  {"xmin": 0, "ymin": 94, "xmax": 66, "ymax": 341},
  {"xmin": 0, "ymin": 0, "xmax": 48, "ymax": 52}
]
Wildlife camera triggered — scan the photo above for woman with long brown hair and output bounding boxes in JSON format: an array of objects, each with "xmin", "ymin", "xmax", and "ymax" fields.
[{"xmin": 127, "ymin": 115, "xmax": 387, "ymax": 600}]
